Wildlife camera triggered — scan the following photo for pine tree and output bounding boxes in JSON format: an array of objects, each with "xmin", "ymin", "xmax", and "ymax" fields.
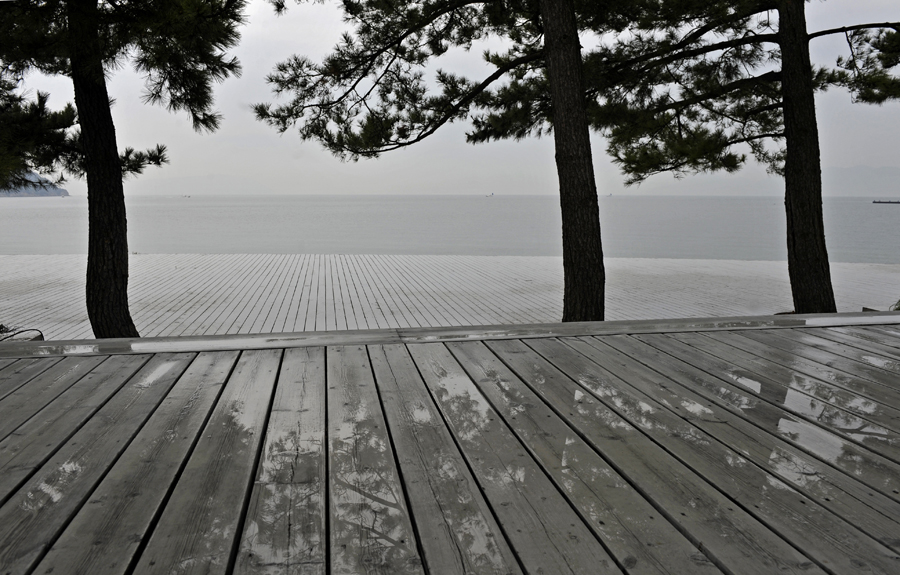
[
  {"xmin": 255, "ymin": 0, "xmax": 652, "ymax": 322},
  {"xmin": 0, "ymin": 0, "xmax": 246, "ymax": 337},
  {"xmin": 586, "ymin": 1, "xmax": 900, "ymax": 314},
  {"xmin": 0, "ymin": 73, "xmax": 76, "ymax": 190}
]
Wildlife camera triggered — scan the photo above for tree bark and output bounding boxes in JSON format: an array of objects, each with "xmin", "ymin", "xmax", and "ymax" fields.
[
  {"xmin": 778, "ymin": 0, "xmax": 837, "ymax": 314},
  {"xmin": 539, "ymin": 0, "xmax": 605, "ymax": 321},
  {"xmin": 68, "ymin": 0, "xmax": 140, "ymax": 338}
]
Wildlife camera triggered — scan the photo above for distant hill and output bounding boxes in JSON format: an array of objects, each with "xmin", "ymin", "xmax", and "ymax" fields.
[{"xmin": 0, "ymin": 173, "xmax": 69, "ymax": 197}]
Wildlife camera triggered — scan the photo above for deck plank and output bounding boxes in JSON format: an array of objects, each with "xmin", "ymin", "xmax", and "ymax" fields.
[
  {"xmin": 326, "ymin": 345, "xmax": 424, "ymax": 575},
  {"xmin": 34, "ymin": 351, "xmax": 239, "ymax": 575},
  {"xmin": 829, "ymin": 326, "xmax": 900, "ymax": 352},
  {"xmin": 0, "ymin": 354, "xmax": 150, "ymax": 504},
  {"xmin": 669, "ymin": 331, "xmax": 900, "ymax": 434},
  {"xmin": 0, "ymin": 355, "xmax": 106, "ymax": 441},
  {"xmin": 0, "ymin": 353, "xmax": 195, "ymax": 574},
  {"xmin": 237, "ymin": 347, "xmax": 327, "ymax": 575},
  {"xmin": 408, "ymin": 342, "xmax": 624, "ymax": 575},
  {"xmin": 369, "ymin": 343, "xmax": 524, "ymax": 575},
  {"xmin": 133, "ymin": 349, "xmax": 282, "ymax": 575},
  {"xmin": 0, "ymin": 357, "xmax": 63, "ymax": 400},
  {"xmin": 451, "ymin": 340, "xmax": 721, "ymax": 575},
  {"xmin": 561, "ymin": 335, "xmax": 900, "ymax": 552},
  {"xmin": 600, "ymin": 335, "xmax": 900, "ymax": 502},
  {"xmin": 711, "ymin": 330, "xmax": 900, "ymax": 408},
  {"xmin": 543, "ymin": 336, "xmax": 900, "ymax": 573},
  {"xmin": 639, "ymin": 332, "xmax": 900, "ymax": 463},
  {"xmin": 495, "ymin": 337, "xmax": 827, "ymax": 575},
  {"xmin": 739, "ymin": 329, "xmax": 900, "ymax": 391}
]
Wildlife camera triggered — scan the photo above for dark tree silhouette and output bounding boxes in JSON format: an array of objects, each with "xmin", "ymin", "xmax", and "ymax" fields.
[
  {"xmin": 0, "ymin": 0, "xmax": 246, "ymax": 337},
  {"xmin": 587, "ymin": 1, "xmax": 900, "ymax": 313}
]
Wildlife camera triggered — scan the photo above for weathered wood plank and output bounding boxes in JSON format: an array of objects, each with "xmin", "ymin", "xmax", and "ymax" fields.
[
  {"xmin": 133, "ymin": 349, "xmax": 282, "ymax": 575},
  {"xmin": 830, "ymin": 326, "xmax": 900, "ymax": 353},
  {"xmin": 739, "ymin": 329, "xmax": 900, "ymax": 390},
  {"xmin": 815, "ymin": 326, "xmax": 900, "ymax": 358},
  {"xmin": 600, "ymin": 335, "xmax": 900, "ymax": 503},
  {"xmin": 643, "ymin": 333, "xmax": 900, "ymax": 464},
  {"xmin": 34, "ymin": 351, "xmax": 239, "ymax": 575},
  {"xmin": 0, "ymin": 357, "xmax": 63, "ymax": 400},
  {"xmin": 326, "ymin": 345, "xmax": 424, "ymax": 575},
  {"xmin": 561, "ymin": 335, "xmax": 900, "ymax": 552},
  {"xmin": 711, "ymin": 329, "xmax": 900, "ymax": 408},
  {"xmin": 453, "ymin": 340, "xmax": 721, "ymax": 575},
  {"xmin": 407, "ymin": 342, "xmax": 623, "ymax": 575},
  {"xmin": 0, "ymin": 355, "xmax": 106, "ymax": 441},
  {"xmin": 0, "ymin": 353, "xmax": 195, "ymax": 575},
  {"xmin": 496, "ymin": 337, "xmax": 826, "ymax": 575},
  {"xmin": 669, "ymin": 331, "xmax": 900, "ymax": 435},
  {"xmin": 540, "ymin": 336, "xmax": 900, "ymax": 573},
  {"xmin": 236, "ymin": 347, "xmax": 327, "ymax": 575},
  {"xmin": 369, "ymin": 343, "xmax": 523, "ymax": 575},
  {"xmin": 0, "ymin": 354, "xmax": 150, "ymax": 504}
]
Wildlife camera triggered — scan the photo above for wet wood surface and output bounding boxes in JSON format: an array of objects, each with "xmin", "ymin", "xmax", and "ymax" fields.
[
  {"xmin": 1, "ymin": 321, "xmax": 900, "ymax": 574},
  {"xmin": 3, "ymin": 254, "xmax": 900, "ymax": 340}
]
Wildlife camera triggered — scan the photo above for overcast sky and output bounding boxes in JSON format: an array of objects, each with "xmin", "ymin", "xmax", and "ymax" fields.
[{"xmin": 24, "ymin": 0, "xmax": 900, "ymax": 197}]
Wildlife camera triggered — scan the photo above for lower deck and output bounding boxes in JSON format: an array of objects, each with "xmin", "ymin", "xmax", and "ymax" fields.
[{"xmin": 1, "ymin": 313, "xmax": 900, "ymax": 574}]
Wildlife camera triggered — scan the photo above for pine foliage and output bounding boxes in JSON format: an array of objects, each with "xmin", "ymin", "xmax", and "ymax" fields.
[
  {"xmin": 0, "ymin": 0, "xmax": 246, "ymax": 177},
  {"xmin": 254, "ymin": 0, "xmax": 650, "ymax": 159},
  {"xmin": 577, "ymin": 1, "xmax": 900, "ymax": 184}
]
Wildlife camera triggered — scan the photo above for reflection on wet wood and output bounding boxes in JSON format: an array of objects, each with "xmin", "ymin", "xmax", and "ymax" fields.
[
  {"xmin": 0, "ymin": 353, "xmax": 195, "ymax": 574},
  {"xmin": 327, "ymin": 345, "xmax": 423, "ymax": 575},
  {"xmin": 555, "ymin": 336, "xmax": 900, "ymax": 574},
  {"xmin": 34, "ymin": 351, "xmax": 239, "ymax": 575},
  {"xmin": 238, "ymin": 347, "xmax": 327, "ymax": 575},
  {"xmin": 600, "ymin": 335, "xmax": 900, "ymax": 502},
  {"xmin": 508, "ymin": 337, "xmax": 822, "ymax": 575},
  {"xmin": 369, "ymin": 344, "xmax": 523, "ymax": 575},
  {"xmin": 409, "ymin": 342, "xmax": 621, "ymax": 575},
  {"xmin": 712, "ymin": 330, "xmax": 900, "ymax": 408},
  {"xmin": 637, "ymin": 333, "xmax": 900, "ymax": 464},
  {"xmin": 134, "ymin": 349, "xmax": 282, "ymax": 575},
  {"xmin": 739, "ymin": 329, "xmax": 900, "ymax": 390},
  {"xmin": 669, "ymin": 331, "xmax": 900, "ymax": 435},
  {"xmin": 456, "ymin": 339, "xmax": 720, "ymax": 575},
  {"xmin": 2, "ymin": 319, "xmax": 900, "ymax": 574}
]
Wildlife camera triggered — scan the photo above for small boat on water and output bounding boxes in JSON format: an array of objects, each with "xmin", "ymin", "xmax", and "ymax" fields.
[{"xmin": 872, "ymin": 200, "xmax": 900, "ymax": 204}]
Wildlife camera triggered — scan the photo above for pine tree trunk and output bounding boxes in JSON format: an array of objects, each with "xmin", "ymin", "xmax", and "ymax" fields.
[
  {"xmin": 68, "ymin": 0, "xmax": 140, "ymax": 338},
  {"xmin": 539, "ymin": 0, "xmax": 605, "ymax": 322},
  {"xmin": 778, "ymin": 0, "xmax": 836, "ymax": 314}
]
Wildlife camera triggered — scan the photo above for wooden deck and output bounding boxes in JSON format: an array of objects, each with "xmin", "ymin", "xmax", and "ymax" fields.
[
  {"xmin": 2, "ymin": 254, "xmax": 899, "ymax": 340},
  {"xmin": 1, "ymin": 313, "xmax": 899, "ymax": 574}
]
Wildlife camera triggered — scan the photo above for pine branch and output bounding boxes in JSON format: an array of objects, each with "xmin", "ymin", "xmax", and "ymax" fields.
[
  {"xmin": 348, "ymin": 50, "xmax": 542, "ymax": 155},
  {"xmin": 809, "ymin": 22, "xmax": 900, "ymax": 41}
]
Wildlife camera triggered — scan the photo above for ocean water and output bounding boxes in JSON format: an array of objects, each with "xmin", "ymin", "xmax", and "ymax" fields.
[{"xmin": 0, "ymin": 194, "xmax": 897, "ymax": 263}]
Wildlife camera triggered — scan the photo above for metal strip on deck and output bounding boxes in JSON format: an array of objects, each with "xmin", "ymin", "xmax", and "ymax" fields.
[{"xmin": 1, "ymin": 318, "xmax": 899, "ymax": 574}]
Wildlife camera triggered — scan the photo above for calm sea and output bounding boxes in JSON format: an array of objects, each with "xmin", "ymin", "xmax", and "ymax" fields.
[{"xmin": 1, "ymin": 195, "xmax": 897, "ymax": 263}]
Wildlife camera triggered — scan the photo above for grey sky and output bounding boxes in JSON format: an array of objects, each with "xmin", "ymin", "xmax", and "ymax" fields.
[{"xmin": 24, "ymin": 0, "xmax": 900, "ymax": 197}]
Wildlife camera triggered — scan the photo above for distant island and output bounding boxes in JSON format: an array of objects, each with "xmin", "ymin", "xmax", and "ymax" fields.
[{"xmin": 0, "ymin": 174, "xmax": 69, "ymax": 197}]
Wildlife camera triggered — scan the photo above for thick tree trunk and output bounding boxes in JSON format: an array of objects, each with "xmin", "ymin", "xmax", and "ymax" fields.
[
  {"xmin": 68, "ymin": 0, "xmax": 140, "ymax": 338},
  {"xmin": 778, "ymin": 1, "xmax": 836, "ymax": 314},
  {"xmin": 539, "ymin": 0, "xmax": 605, "ymax": 322}
]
